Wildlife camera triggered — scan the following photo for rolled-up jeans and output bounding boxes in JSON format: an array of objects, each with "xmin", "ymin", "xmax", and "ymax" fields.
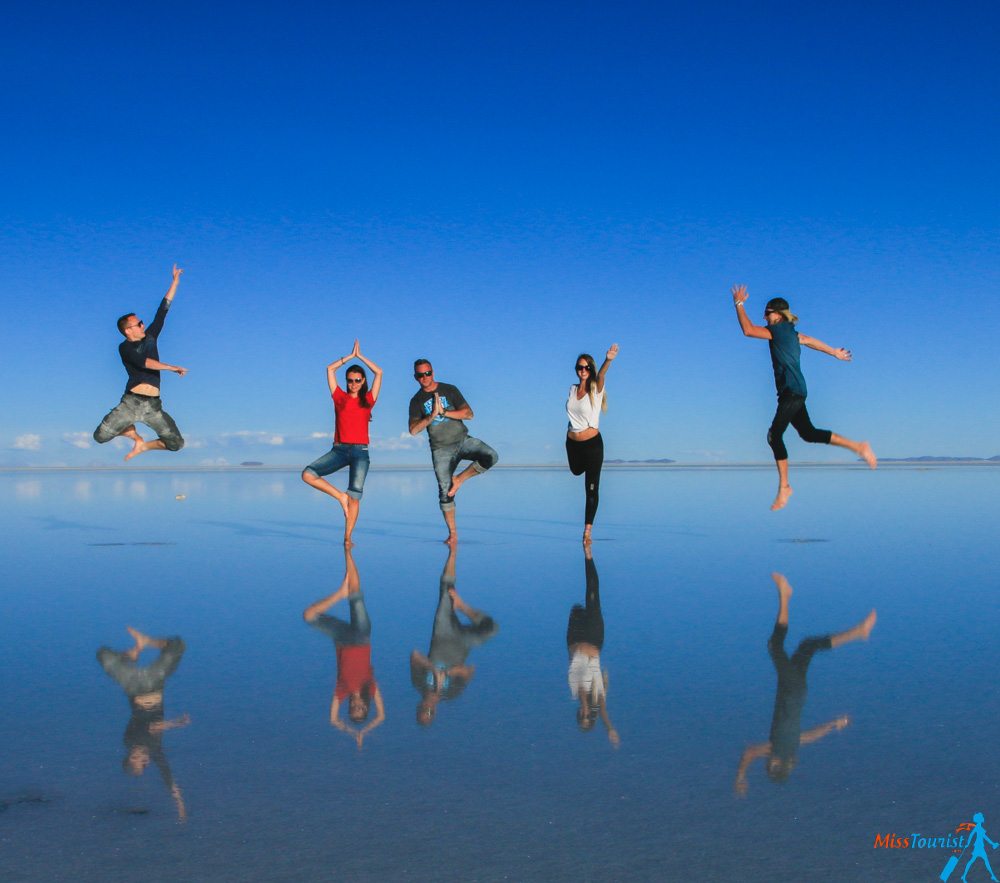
[
  {"xmin": 93, "ymin": 392, "xmax": 185, "ymax": 452},
  {"xmin": 309, "ymin": 595, "xmax": 371, "ymax": 647},
  {"xmin": 430, "ymin": 436, "xmax": 498, "ymax": 511},
  {"xmin": 304, "ymin": 443, "xmax": 370, "ymax": 499}
]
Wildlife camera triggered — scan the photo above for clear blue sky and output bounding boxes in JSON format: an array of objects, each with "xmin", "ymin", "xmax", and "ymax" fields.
[{"xmin": 2, "ymin": 1, "xmax": 997, "ymax": 466}]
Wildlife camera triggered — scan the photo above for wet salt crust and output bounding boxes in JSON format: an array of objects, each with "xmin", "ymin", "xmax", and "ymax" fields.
[{"xmin": 1, "ymin": 466, "xmax": 998, "ymax": 882}]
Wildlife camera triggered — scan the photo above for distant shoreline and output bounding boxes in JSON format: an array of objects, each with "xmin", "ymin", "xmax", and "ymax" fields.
[{"xmin": 2, "ymin": 460, "xmax": 999, "ymax": 475}]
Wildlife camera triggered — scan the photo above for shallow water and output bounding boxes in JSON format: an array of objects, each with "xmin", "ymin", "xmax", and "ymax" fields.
[{"xmin": 2, "ymin": 466, "xmax": 999, "ymax": 882}]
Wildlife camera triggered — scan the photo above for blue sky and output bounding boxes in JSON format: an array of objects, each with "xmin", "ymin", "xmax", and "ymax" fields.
[{"xmin": 2, "ymin": 1, "xmax": 997, "ymax": 466}]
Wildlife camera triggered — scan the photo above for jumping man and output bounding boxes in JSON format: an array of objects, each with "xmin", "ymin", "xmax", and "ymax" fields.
[{"xmin": 93, "ymin": 265, "xmax": 187, "ymax": 460}]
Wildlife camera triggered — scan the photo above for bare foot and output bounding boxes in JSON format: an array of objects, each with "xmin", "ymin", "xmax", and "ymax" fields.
[
  {"xmin": 343, "ymin": 536, "xmax": 355, "ymax": 548},
  {"xmin": 859, "ymin": 609, "xmax": 877, "ymax": 640},
  {"xmin": 328, "ymin": 585, "xmax": 351, "ymax": 606},
  {"xmin": 443, "ymin": 533, "xmax": 458, "ymax": 546},
  {"xmin": 859, "ymin": 442, "xmax": 877, "ymax": 469},
  {"xmin": 126, "ymin": 626, "xmax": 150, "ymax": 651},
  {"xmin": 124, "ymin": 439, "xmax": 147, "ymax": 461},
  {"xmin": 448, "ymin": 475, "xmax": 466, "ymax": 497},
  {"xmin": 333, "ymin": 493, "xmax": 349, "ymax": 519},
  {"xmin": 582, "ymin": 526, "xmax": 593, "ymax": 545},
  {"xmin": 771, "ymin": 573, "xmax": 793, "ymax": 599},
  {"xmin": 770, "ymin": 485, "xmax": 793, "ymax": 511}
]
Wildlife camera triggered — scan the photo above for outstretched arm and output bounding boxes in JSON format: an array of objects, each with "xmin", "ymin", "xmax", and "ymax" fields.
[
  {"xmin": 734, "ymin": 742, "xmax": 771, "ymax": 796},
  {"xmin": 352, "ymin": 340, "xmax": 384, "ymax": 402},
  {"xmin": 799, "ymin": 715, "xmax": 850, "ymax": 746},
  {"xmin": 595, "ymin": 343, "xmax": 618, "ymax": 393},
  {"xmin": 164, "ymin": 265, "xmax": 183, "ymax": 304},
  {"xmin": 731, "ymin": 284, "xmax": 772, "ymax": 341},
  {"xmin": 144, "ymin": 357, "xmax": 187, "ymax": 376},
  {"xmin": 798, "ymin": 334, "xmax": 852, "ymax": 361}
]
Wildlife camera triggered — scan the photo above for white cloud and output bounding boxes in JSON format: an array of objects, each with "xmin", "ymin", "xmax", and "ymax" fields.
[
  {"xmin": 12, "ymin": 434, "xmax": 42, "ymax": 451},
  {"xmin": 219, "ymin": 431, "xmax": 285, "ymax": 446},
  {"xmin": 63, "ymin": 432, "xmax": 92, "ymax": 450},
  {"xmin": 310, "ymin": 431, "xmax": 331, "ymax": 439},
  {"xmin": 371, "ymin": 432, "xmax": 423, "ymax": 452},
  {"xmin": 200, "ymin": 457, "xmax": 230, "ymax": 466}
]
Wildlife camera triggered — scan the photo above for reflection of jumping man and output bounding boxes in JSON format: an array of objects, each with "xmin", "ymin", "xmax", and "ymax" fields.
[
  {"xmin": 96, "ymin": 627, "xmax": 190, "ymax": 821},
  {"xmin": 962, "ymin": 813, "xmax": 999, "ymax": 883}
]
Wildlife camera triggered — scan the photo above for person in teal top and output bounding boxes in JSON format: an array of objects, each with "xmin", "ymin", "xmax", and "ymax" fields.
[{"xmin": 731, "ymin": 285, "xmax": 877, "ymax": 510}]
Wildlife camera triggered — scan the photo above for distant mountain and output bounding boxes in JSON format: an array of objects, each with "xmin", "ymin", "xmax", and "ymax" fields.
[{"xmin": 240, "ymin": 461, "xmax": 264, "ymax": 466}]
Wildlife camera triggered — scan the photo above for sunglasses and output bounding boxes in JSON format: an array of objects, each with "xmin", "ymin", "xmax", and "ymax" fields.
[
  {"xmin": 414, "ymin": 370, "xmax": 433, "ymax": 378},
  {"xmin": 575, "ymin": 364, "xmax": 591, "ymax": 372},
  {"xmin": 126, "ymin": 319, "xmax": 145, "ymax": 330},
  {"xmin": 347, "ymin": 377, "xmax": 365, "ymax": 383}
]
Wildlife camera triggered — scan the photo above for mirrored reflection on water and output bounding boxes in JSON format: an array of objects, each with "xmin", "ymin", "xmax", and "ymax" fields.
[
  {"xmin": 1, "ymin": 467, "xmax": 999, "ymax": 882},
  {"xmin": 96, "ymin": 629, "xmax": 190, "ymax": 821},
  {"xmin": 734, "ymin": 572, "xmax": 876, "ymax": 798}
]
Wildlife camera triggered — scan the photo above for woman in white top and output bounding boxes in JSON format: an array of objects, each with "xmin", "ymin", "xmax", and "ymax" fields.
[{"xmin": 565, "ymin": 343, "xmax": 618, "ymax": 544}]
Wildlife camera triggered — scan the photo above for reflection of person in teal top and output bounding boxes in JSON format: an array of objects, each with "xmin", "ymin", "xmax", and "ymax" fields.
[
  {"xmin": 962, "ymin": 812, "xmax": 999, "ymax": 883},
  {"xmin": 731, "ymin": 284, "xmax": 877, "ymax": 511},
  {"xmin": 734, "ymin": 573, "xmax": 876, "ymax": 796},
  {"xmin": 409, "ymin": 544, "xmax": 498, "ymax": 726}
]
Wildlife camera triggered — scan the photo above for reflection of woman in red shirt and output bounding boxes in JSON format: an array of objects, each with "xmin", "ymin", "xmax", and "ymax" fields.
[
  {"xmin": 302, "ymin": 339, "xmax": 383, "ymax": 546},
  {"xmin": 303, "ymin": 547, "xmax": 385, "ymax": 750}
]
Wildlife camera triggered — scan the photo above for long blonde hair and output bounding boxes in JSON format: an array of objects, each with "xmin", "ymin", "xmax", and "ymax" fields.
[{"xmin": 577, "ymin": 353, "xmax": 609, "ymax": 412}]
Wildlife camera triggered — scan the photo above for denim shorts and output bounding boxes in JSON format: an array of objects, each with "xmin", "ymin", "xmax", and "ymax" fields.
[{"xmin": 304, "ymin": 443, "xmax": 370, "ymax": 499}]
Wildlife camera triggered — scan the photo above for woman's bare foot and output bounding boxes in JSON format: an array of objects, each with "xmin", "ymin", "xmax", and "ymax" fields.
[
  {"xmin": 443, "ymin": 533, "xmax": 458, "ymax": 546},
  {"xmin": 582, "ymin": 525, "xmax": 593, "ymax": 545},
  {"xmin": 333, "ymin": 493, "xmax": 349, "ymax": 519},
  {"xmin": 343, "ymin": 536, "xmax": 355, "ymax": 548},
  {"xmin": 771, "ymin": 485, "xmax": 793, "ymax": 511},
  {"xmin": 859, "ymin": 442, "xmax": 877, "ymax": 469}
]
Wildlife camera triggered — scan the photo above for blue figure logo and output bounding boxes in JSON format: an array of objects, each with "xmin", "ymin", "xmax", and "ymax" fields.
[{"xmin": 941, "ymin": 812, "xmax": 999, "ymax": 882}]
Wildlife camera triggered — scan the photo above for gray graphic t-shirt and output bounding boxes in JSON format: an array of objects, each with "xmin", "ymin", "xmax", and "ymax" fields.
[{"xmin": 409, "ymin": 383, "xmax": 470, "ymax": 448}]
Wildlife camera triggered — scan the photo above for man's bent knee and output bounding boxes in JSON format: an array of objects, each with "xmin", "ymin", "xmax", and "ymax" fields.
[
  {"xmin": 162, "ymin": 435, "xmax": 185, "ymax": 452},
  {"xmin": 94, "ymin": 424, "xmax": 115, "ymax": 445}
]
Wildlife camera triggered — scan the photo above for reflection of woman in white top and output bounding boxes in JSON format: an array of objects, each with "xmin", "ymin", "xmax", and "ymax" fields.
[{"xmin": 565, "ymin": 344, "xmax": 618, "ymax": 544}]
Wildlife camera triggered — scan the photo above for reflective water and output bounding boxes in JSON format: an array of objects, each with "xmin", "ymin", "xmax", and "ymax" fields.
[{"xmin": 2, "ymin": 467, "xmax": 999, "ymax": 882}]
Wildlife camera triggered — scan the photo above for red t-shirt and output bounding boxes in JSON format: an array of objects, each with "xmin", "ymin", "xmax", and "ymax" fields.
[
  {"xmin": 333, "ymin": 387, "xmax": 375, "ymax": 444},
  {"xmin": 335, "ymin": 644, "xmax": 376, "ymax": 700}
]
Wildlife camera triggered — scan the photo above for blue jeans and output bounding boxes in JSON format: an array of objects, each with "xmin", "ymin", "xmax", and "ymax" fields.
[
  {"xmin": 430, "ymin": 436, "xmax": 498, "ymax": 511},
  {"xmin": 304, "ymin": 443, "xmax": 370, "ymax": 499},
  {"xmin": 308, "ymin": 595, "xmax": 371, "ymax": 647}
]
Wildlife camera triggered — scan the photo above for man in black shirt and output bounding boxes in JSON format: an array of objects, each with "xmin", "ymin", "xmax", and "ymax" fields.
[
  {"xmin": 408, "ymin": 359, "xmax": 498, "ymax": 544},
  {"xmin": 93, "ymin": 265, "xmax": 187, "ymax": 460}
]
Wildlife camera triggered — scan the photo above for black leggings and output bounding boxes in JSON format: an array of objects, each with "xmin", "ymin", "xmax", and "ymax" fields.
[
  {"xmin": 566, "ymin": 433, "xmax": 604, "ymax": 526},
  {"xmin": 767, "ymin": 392, "xmax": 832, "ymax": 461},
  {"xmin": 566, "ymin": 557, "xmax": 603, "ymax": 649}
]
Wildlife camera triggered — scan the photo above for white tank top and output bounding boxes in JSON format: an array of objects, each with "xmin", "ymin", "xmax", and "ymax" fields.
[{"xmin": 566, "ymin": 385, "xmax": 603, "ymax": 432}]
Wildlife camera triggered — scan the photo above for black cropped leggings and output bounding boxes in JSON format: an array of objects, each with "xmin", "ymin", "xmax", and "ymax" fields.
[
  {"xmin": 566, "ymin": 433, "xmax": 604, "ymax": 525},
  {"xmin": 767, "ymin": 392, "xmax": 832, "ymax": 461}
]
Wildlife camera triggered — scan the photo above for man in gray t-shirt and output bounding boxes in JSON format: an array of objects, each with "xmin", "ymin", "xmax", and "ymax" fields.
[{"xmin": 408, "ymin": 359, "xmax": 498, "ymax": 544}]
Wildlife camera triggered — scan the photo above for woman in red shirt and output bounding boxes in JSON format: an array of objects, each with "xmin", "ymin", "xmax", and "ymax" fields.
[{"xmin": 302, "ymin": 339, "xmax": 383, "ymax": 545}]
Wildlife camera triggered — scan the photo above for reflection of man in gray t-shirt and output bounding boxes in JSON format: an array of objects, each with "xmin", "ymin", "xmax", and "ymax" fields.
[{"xmin": 408, "ymin": 359, "xmax": 498, "ymax": 544}]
